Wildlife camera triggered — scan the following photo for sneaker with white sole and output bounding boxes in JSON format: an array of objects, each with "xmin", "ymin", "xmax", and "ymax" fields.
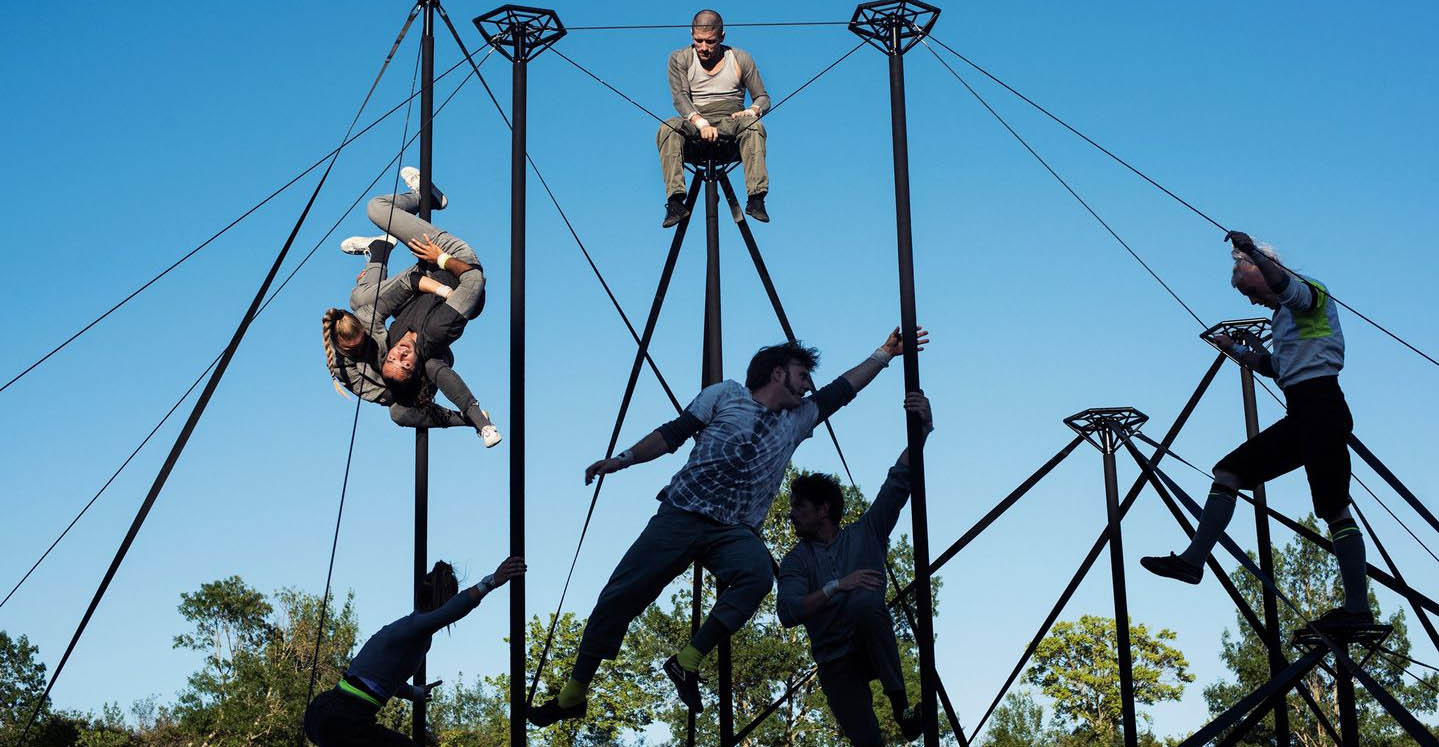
[
  {"xmin": 480, "ymin": 424, "xmax": 502, "ymax": 448},
  {"xmin": 400, "ymin": 166, "xmax": 448, "ymax": 210},
  {"xmin": 340, "ymin": 234, "xmax": 398, "ymax": 256}
]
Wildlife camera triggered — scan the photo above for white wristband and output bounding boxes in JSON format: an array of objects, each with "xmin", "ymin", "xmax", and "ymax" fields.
[
  {"xmin": 616, "ymin": 449, "xmax": 635, "ymax": 466},
  {"xmin": 437, "ymin": 252, "xmax": 452, "ymax": 271},
  {"xmin": 822, "ymin": 579, "xmax": 840, "ymax": 599},
  {"xmin": 433, "ymin": 285, "xmax": 452, "ymax": 299},
  {"xmin": 692, "ymin": 116, "xmax": 711, "ymax": 129},
  {"xmin": 480, "ymin": 574, "xmax": 497, "ymax": 592},
  {"xmin": 869, "ymin": 349, "xmax": 893, "ymax": 367}
]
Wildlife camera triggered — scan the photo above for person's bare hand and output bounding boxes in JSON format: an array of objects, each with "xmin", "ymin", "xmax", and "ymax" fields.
[
  {"xmin": 699, "ymin": 124, "xmax": 719, "ymax": 142},
  {"xmin": 880, "ymin": 326, "xmax": 930, "ymax": 357},
  {"xmin": 730, "ymin": 108, "xmax": 757, "ymax": 119},
  {"xmin": 584, "ymin": 457, "xmax": 624, "ymax": 485},
  {"xmin": 904, "ymin": 391, "xmax": 932, "ymax": 432},
  {"xmin": 407, "ymin": 233, "xmax": 443, "ymax": 264},
  {"xmin": 491, "ymin": 556, "xmax": 526, "ymax": 586},
  {"xmin": 837, "ymin": 569, "xmax": 883, "ymax": 592}
]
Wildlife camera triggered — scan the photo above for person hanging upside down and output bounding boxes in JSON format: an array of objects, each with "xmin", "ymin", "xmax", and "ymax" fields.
[
  {"xmin": 1141, "ymin": 231, "xmax": 1371, "ymax": 633},
  {"xmin": 303, "ymin": 555, "xmax": 525, "ymax": 746},
  {"xmin": 321, "ymin": 167, "xmax": 501, "ymax": 446},
  {"xmin": 657, "ymin": 9, "xmax": 772, "ymax": 228},
  {"xmin": 777, "ymin": 391, "xmax": 933, "ymax": 746},
  {"xmin": 527, "ymin": 329, "xmax": 927, "ymax": 727}
]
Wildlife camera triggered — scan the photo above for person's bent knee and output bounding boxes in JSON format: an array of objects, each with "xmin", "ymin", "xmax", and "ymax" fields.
[
  {"xmin": 1211, "ymin": 468, "xmax": 1245, "ymax": 491},
  {"xmin": 366, "ymin": 195, "xmax": 397, "ymax": 227}
]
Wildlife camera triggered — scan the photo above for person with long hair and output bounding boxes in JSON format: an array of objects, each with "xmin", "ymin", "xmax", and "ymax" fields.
[{"xmin": 303, "ymin": 555, "xmax": 525, "ymax": 746}]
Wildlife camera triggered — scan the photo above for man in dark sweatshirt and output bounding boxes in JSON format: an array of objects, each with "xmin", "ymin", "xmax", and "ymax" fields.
[{"xmin": 777, "ymin": 391, "xmax": 932, "ymax": 745}]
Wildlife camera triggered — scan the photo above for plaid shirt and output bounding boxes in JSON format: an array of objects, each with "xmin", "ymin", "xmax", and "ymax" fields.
[{"xmin": 662, "ymin": 380, "xmax": 823, "ymax": 528}]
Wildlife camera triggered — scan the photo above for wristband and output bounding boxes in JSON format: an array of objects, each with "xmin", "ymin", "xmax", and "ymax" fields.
[
  {"xmin": 617, "ymin": 449, "xmax": 635, "ymax": 466},
  {"xmin": 437, "ymin": 252, "xmax": 452, "ymax": 271},
  {"xmin": 822, "ymin": 579, "xmax": 840, "ymax": 599},
  {"xmin": 433, "ymin": 285, "xmax": 452, "ymax": 299},
  {"xmin": 692, "ymin": 116, "xmax": 711, "ymax": 129},
  {"xmin": 480, "ymin": 574, "xmax": 497, "ymax": 592},
  {"xmin": 869, "ymin": 349, "xmax": 893, "ymax": 367}
]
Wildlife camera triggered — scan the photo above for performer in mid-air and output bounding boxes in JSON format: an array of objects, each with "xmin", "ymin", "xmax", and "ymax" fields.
[
  {"xmin": 303, "ymin": 555, "xmax": 525, "ymax": 746},
  {"xmin": 322, "ymin": 167, "xmax": 500, "ymax": 445},
  {"xmin": 1141, "ymin": 231, "xmax": 1370, "ymax": 633},
  {"xmin": 777, "ymin": 391, "xmax": 933, "ymax": 745},
  {"xmin": 657, "ymin": 9, "xmax": 772, "ymax": 227},
  {"xmin": 528, "ymin": 329, "xmax": 927, "ymax": 726}
]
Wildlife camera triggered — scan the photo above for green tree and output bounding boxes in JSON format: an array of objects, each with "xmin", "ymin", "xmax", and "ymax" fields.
[
  {"xmin": 1203, "ymin": 515, "xmax": 1439, "ymax": 745},
  {"xmin": 982, "ymin": 690, "xmax": 1048, "ymax": 746},
  {"xmin": 1025, "ymin": 614, "xmax": 1193, "ymax": 742}
]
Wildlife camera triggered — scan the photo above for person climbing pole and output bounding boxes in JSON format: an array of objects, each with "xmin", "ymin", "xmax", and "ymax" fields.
[
  {"xmin": 527, "ymin": 328, "xmax": 928, "ymax": 727},
  {"xmin": 303, "ymin": 555, "xmax": 526, "ymax": 746},
  {"xmin": 1140, "ymin": 231, "xmax": 1371, "ymax": 634},
  {"xmin": 657, "ymin": 8, "xmax": 772, "ymax": 228},
  {"xmin": 322, "ymin": 167, "xmax": 501, "ymax": 446},
  {"xmin": 777, "ymin": 391, "xmax": 933, "ymax": 745}
]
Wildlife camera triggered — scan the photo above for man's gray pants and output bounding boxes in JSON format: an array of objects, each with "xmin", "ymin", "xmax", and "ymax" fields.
[
  {"xmin": 350, "ymin": 191, "xmax": 485, "ymax": 326},
  {"xmin": 578, "ymin": 501, "xmax": 774, "ymax": 663},
  {"xmin": 656, "ymin": 102, "xmax": 768, "ymax": 199}
]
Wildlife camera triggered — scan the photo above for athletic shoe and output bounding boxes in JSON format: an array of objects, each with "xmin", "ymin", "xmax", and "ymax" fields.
[
  {"xmin": 744, "ymin": 193, "xmax": 770, "ymax": 223},
  {"xmin": 662, "ymin": 195, "xmax": 690, "ymax": 228},
  {"xmin": 1139, "ymin": 553, "xmax": 1203, "ymax": 585},
  {"xmin": 664, "ymin": 655, "xmax": 704, "ymax": 712},
  {"xmin": 526, "ymin": 697, "xmax": 586, "ymax": 727},
  {"xmin": 479, "ymin": 422, "xmax": 502, "ymax": 448},
  {"xmin": 340, "ymin": 234, "xmax": 398, "ymax": 256},
  {"xmin": 1309, "ymin": 607, "xmax": 1375, "ymax": 634},
  {"xmin": 899, "ymin": 706, "xmax": 923, "ymax": 741},
  {"xmin": 400, "ymin": 166, "xmax": 448, "ymax": 209}
]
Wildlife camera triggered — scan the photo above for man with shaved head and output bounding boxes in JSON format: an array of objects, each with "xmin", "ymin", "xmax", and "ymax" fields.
[{"xmin": 657, "ymin": 9, "xmax": 773, "ymax": 228}]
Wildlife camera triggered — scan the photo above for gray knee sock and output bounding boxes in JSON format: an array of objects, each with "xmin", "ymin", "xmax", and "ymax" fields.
[
  {"xmin": 1329, "ymin": 518, "xmax": 1369, "ymax": 614},
  {"xmin": 1180, "ymin": 484, "xmax": 1238, "ymax": 566}
]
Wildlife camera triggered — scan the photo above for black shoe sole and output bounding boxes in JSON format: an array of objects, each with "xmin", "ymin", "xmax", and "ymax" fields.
[
  {"xmin": 662, "ymin": 207, "xmax": 691, "ymax": 228},
  {"xmin": 1139, "ymin": 556, "xmax": 1202, "ymax": 585},
  {"xmin": 744, "ymin": 208, "xmax": 769, "ymax": 223},
  {"xmin": 526, "ymin": 700, "xmax": 586, "ymax": 727}
]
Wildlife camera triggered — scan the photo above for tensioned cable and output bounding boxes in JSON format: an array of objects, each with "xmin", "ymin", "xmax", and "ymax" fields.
[
  {"xmin": 0, "ymin": 57, "xmax": 482, "ymax": 617},
  {"xmin": 914, "ymin": 32, "xmax": 1206, "ymax": 328},
  {"xmin": 0, "ymin": 40, "xmax": 477, "ymax": 396},
  {"xmin": 566, "ymin": 21, "xmax": 850, "ymax": 31},
  {"xmin": 19, "ymin": 19, "xmax": 405, "ymax": 741},
  {"xmin": 734, "ymin": 40, "xmax": 867, "ymax": 137},
  {"xmin": 1380, "ymin": 651, "xmax": 1439, "ymax": 698},
  {"xmin": 926, "ymin": 34, "xmax": 1439, "ymax": 371}
]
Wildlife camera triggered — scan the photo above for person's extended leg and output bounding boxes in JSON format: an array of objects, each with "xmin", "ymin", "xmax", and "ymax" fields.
[
  {"xmin": 849, "ymin": 598, "xmax": 920, "ymax": 737},
  {"xmin": 529, "ymin": 503, "xmax": 702, "ymax": 726},
  {"xmin": 1143, "ymin": 414, "xmax": 1304, "ymax": 584},
  {"xmin": 734, "ymin": 118, "xmax": 769, "ymax": 221},
  {"xmin": 422, "ymin": 359, "xmax": 500, "ymax": 446},
  {"xmin": 1301, "ymin": 388, "xmax": 1370, "ymax": 627},
  {"xmin": 657, "ymin": 117, "xmax": 695, "ymax": 227},
  {"xmin": 818, "ymin": 653, "xmax": 884, "ymax": 747}
]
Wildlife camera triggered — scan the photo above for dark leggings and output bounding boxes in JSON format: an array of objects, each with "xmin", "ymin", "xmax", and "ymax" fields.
[
  {"xmin": 819, "ymin": 650, "xmax": 884, "ymax": 746},
  {"xmin": 304, "ymin": 688, "xmax": 412, "ymax": 746},
  {"xmin": 1214, "ymin": 376, "xmax": 1353, "ymax": 521}
]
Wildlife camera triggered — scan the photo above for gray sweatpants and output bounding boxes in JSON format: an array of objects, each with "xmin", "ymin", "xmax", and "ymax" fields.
[
  {"xmin": 364, "ymin": 192, "xmax": 486, "ymax": 321},
  {"xmin": 578, "ymin": 501, "xmax": 774, "ymax": 664}
]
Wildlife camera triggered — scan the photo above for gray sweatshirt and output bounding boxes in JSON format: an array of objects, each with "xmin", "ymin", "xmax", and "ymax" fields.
[
  {"xmin": 667, "ymin": 45, "xmax": 771, "ymax": 119},
  {"xmin": 777, "ymin": 461, "xmax": 911, "ymax": 664}
]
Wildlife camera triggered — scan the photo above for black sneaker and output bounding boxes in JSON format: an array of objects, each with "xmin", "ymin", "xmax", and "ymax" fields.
[
  {"xmin": 664, "ymin": 655, "xmax": 704, "ymax": 712},
  {"xmin": 744, "ymin": 193, "xmax": 770, "ymax": 223},
  {"xmin": 1139, "ymin": 553, "xmax": 1203, "ymax": 585},
  {"xmin": 1310, "ymin": 607, "xmax": 1375, "ymax": 634},
  {"xmin": 898, "ymin": 706, "xmax": 923, "ymax": 741},
  {"xmin": 526, "ymin": 697, "xmax": 586, "ymax": 727},
  {"xmin": 662, "ymin": 195, "xmax": 690, "ymax": 228}
]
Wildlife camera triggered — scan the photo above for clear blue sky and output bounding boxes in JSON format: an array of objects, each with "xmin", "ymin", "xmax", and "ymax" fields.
[{"xmin": 2, "ymin": 0, "xmax": 1436, "ymax": 741}]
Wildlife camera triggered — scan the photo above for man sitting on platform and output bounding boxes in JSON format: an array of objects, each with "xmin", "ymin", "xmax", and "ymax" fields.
[
  {"xmin": 777, "ymin": 392, "xmax": 931, "ymax": 745},
  {"xmin": 657, "ymin": 9, "xmax": 772, "ymax": 228},
  {"xmin": 527, "ymin": 329, "xmax": 927, "ymax": 727}
]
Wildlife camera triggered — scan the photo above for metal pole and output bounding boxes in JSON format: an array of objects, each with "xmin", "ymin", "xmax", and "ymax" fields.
[
  {"xmin": 1240, "ymin": 366, "xmax": 1291, "ymax": 745},
  {"xmin": 885, "ymin": 19, "xmax": 938, "ymax": 746},
  {"xmin": 1336, "ymin": 658, "xmax": 1360, "ymax": 747},
  {"xmin": 1101, "ymin": 431, "xmax": 1138, "ymax": 747},
  {"xmin": 699, "ymin": 161, "xmax": 733, "ymax": 746},
  {"xmin": 508, "ymin": 19, "xmax": 530, "ymax": 747},
  {"xmin": 412, "ymin": 2, "xmax": 436, "ymax": 741}
]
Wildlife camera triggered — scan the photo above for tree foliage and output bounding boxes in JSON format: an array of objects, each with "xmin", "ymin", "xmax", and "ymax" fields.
[{"xmin": 1203, "ymin": 515, "xmax": 1439, "ymax": 745}]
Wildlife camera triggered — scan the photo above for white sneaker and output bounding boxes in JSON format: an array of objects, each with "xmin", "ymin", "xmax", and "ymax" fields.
[
  {"xmin": 340, "ymin": 234, "xmax": 398, "ymax": 256},
  {"xmin": 478, "ymin": 409, "xmax": 502, "ymax": 448},
  {"xmin": 400, "ymin": 166, "xmax": 448, "ymax": 210}
]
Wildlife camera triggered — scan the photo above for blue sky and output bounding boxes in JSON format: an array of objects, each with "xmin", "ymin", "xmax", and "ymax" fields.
[{"xmin": 2, "ymin": 0, "xmax": 1436, "ymax": 741}]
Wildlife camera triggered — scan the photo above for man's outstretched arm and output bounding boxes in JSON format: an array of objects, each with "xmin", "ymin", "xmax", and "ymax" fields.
[
  {"xmin": 812, "ymin": 327, "xmax": 929, "ymax": 421},
  {"xmin": 859, "ymin": 392, "xmax": 934, "ymax": 540},
  {"xmin": 582, "ymin": 382, "xmax": 728, "ymax": 484}
]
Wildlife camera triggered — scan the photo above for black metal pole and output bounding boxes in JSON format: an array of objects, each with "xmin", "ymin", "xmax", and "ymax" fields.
[
  {"xmin": 412, "ymin": 2, "xmax": 436, "ymax": 742},
  {"xmin": 1336, "ymin": 656, "xmax": 1360, "ymax": 747},
  {"xmin": 1101, "ymin": 431, "xmax": 1138, "ymax": 747},
  {"xmin": 699, "ymin": 162, "xmax": 733, "ymax": 745},
  {"xmin": 884, "ymin": 20, "xmax": 938, "ymax": 746},
  {"xmin": 1240, "ymin": 366, "xmax": 1291, "ymax": 745},
  {"xmin": 509, "ymin": 19, "xmax": 530, "ymax": 747}
]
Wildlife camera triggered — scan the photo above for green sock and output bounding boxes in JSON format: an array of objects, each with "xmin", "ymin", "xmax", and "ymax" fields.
[
  {"xmin": 557, "ymin": 678, "xmax": 589, "ymax": 708},
  {"xmin": 676, "ymin": 644, "xmax": 704, "ymax": 672}
]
